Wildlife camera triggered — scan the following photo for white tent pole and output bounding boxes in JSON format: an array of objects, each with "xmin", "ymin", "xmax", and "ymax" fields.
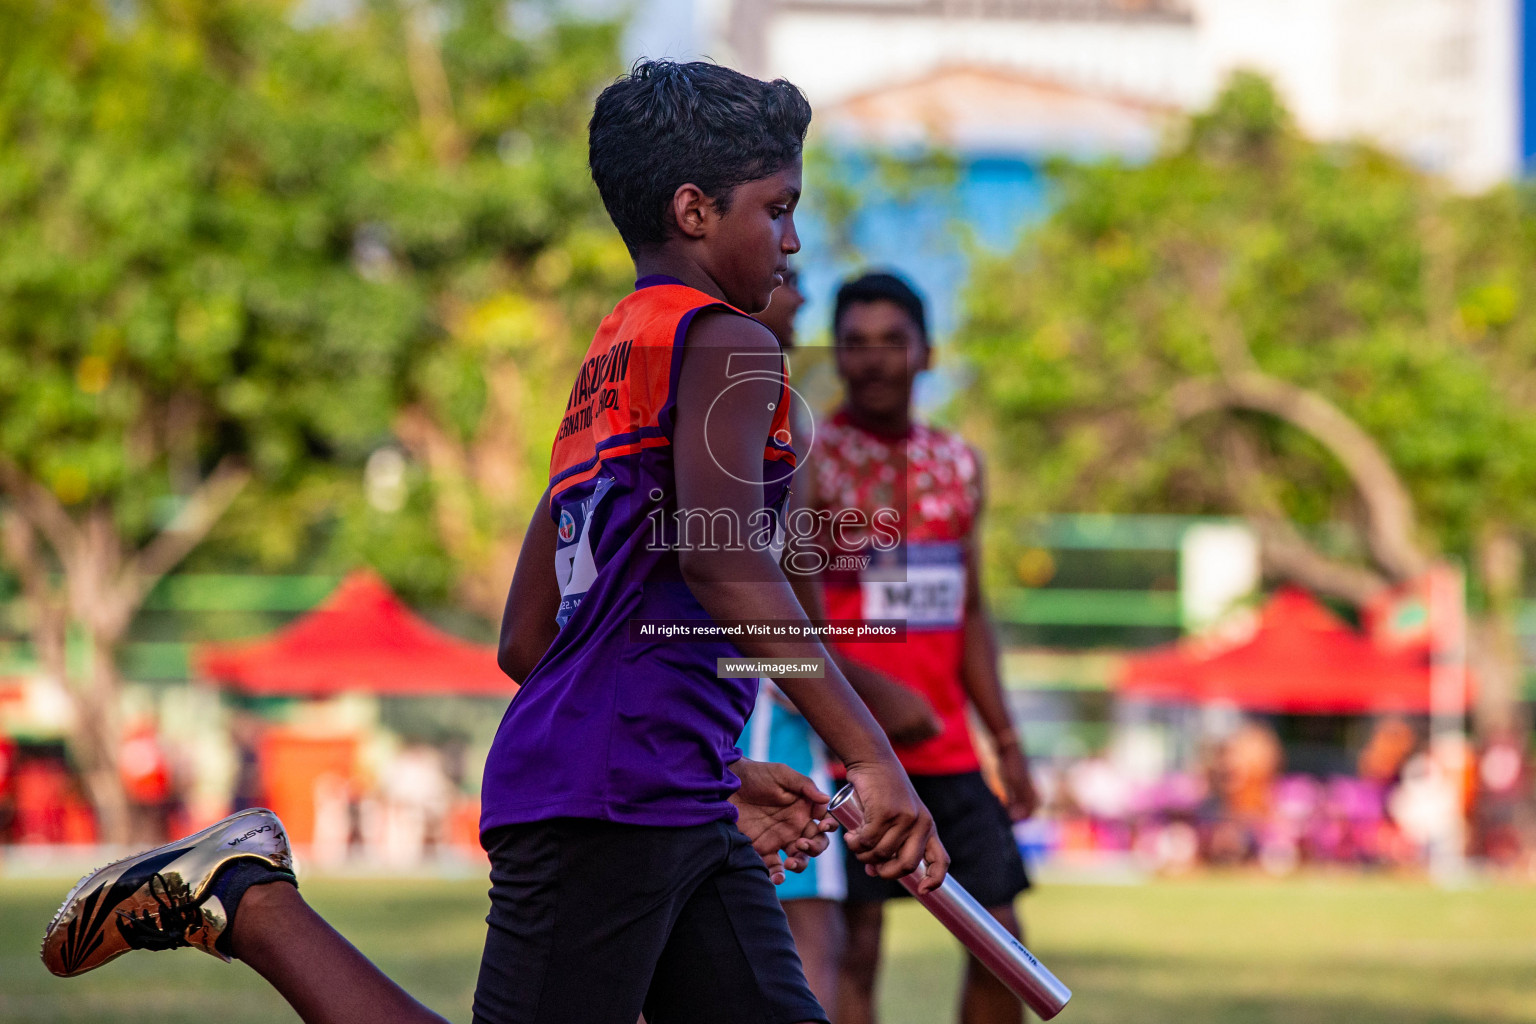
[{"xmin": 1428, "ymin": 562, "xmax": 1469, "ymax": 887}]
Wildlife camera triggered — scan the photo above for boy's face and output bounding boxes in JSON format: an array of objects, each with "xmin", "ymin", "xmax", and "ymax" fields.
[
  {"xmin": 705, "ymin": 161, "xmax": 802, "ymax": 314},
  {"xmin": 834, "ymin": 299, "xmax": 928, "ymax": 422}
]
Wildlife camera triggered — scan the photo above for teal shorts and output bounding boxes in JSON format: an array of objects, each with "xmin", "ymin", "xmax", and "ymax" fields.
[{"xmin": 740, "ymin": 682, "xmax": 847, "ymax": 903}]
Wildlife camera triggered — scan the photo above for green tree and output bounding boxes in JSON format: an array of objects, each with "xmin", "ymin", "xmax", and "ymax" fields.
[
  {"xmin": 957, "ymin": 74, "xmax": 1536, "ymax": 732},
  {"xmin": 326, "ymin": 0, "xmax": 630, "ymax": 619},
  {"xmin": 0, "ymin": 0, "xmax": 625, "ymax": 840}
]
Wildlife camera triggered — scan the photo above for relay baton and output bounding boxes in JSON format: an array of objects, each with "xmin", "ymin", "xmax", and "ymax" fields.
[{"xmin": 827, "ymin": 785, "xmax": 1072, "ymax": 1020}]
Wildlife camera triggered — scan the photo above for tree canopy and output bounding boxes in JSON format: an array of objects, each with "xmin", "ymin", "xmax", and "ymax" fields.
[
  {"xmin": 0, "ymin": 0, "xmax": 629, "ymax": 596},
  {"xmin": 0, "ymin": 0, "xmax": 628, "ymax": 836},
  {"xmin": 959, "ymin": 74, "xmax": 1536, "ymax": 593},
  {"xmin": 957, "ymin": 74, "xmax": 1536, "ymax": 726}
]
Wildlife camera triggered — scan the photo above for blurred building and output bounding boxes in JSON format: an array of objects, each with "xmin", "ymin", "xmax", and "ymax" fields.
[
  {"xmin": 613, "ymin": 0, "xmax": 1529, "ymax": 348},
  {"xmin": 639, "ymin": 0, "xmax": 1523, "ymax": 191}
]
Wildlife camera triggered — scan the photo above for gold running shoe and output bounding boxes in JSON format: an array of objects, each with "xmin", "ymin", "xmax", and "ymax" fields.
[{"xmin": 41, "ymin": 807, "xmax": 293, "ymax": 977}]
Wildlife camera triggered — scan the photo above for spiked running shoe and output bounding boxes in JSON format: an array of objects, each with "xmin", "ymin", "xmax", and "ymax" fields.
[{"xmin": 41, "ymin": 807, "xmax": 293, "ymax": 977}]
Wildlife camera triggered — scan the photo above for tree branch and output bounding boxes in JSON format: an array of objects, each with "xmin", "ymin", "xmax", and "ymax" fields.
[
  {"xmin": 1250, "ymin": 516, "xmax": 1392, "ymax": 606},
  {"xmin": 404, "ymin": 4, "xmax": 466, "ymax": 167},
  {"xmin": 395, "ymin": 397, "xmax": 526, "ymax": 621},
  {"xmin": 0, "ymin": 455, "xmax": 81, "ymax": 561},
  {"xmin": 1214, "ymin": 423, "xmax": 1391, "ymax": 604},
  {"xmin": 1172, "ymin": 372, "xmax": 1429, "ymax": 582},
  {"xmin": 395, "ymin": 404, "xmax": 478, "ymax": 556},
  {"xmin": 120, "ymin": 457, "xmax": 251, "ymax": 611},
  {"xmin": 1179, "ymin": 246, "xmax": 1257, "ymax": 378},
  {"xmin": 0, "ymin": 510, "xmax": 69, "ymax": 681}
]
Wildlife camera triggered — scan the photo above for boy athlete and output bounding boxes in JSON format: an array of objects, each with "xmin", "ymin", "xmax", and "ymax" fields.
[
  {"xmin": 812, "ymin": 273, "xmax": 1039, "ymax": 1024},
  {"xmin": 42, "ymin": 64, "xmax": 945, "ymax": 1024}
]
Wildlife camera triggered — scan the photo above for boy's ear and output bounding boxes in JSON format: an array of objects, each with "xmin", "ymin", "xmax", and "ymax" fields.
[{"xmin": 669, "ymin": 183, "xmax": 714, "ymax": 241}]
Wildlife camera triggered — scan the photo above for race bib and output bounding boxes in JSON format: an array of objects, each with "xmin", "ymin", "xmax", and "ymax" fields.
[
  {"xmin": 553, "ymin": 476, "xmax": 613, "ymax": 628},
  {"xmin": 860, "ymin": 542, "xmax": 965, "ymax": 630}
]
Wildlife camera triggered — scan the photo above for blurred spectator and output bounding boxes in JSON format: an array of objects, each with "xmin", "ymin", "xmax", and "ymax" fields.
[
  {"xmin": 0, "ymin": 734, "xmax": 15, "ymax": 841},
  {"xmin": 119, "ymin": 719, "xmax": 174, "ymax": 845},
  {"xmin": 1389, "ymin": 752, "xmax": 1459, "ymax": 852},
  {"xmin": 230, "ymin": 712, "xmax": 266, "ymax": 812},
  {"xmin": 14, "ymin": 752, "xmax": 95, "ymax": 845},
  {"xmin": 1207, "ymin": 721, "xmax": 1282, "ymax": 864},
  {"xmin": 1358, "ymin": 716, "xmax": 1417, "ymax": 786},
  {"xmin": 1473, "ymin": 730, "xmax": 1530, "ymax": 868},
  {"xmin": 311, "ymin": 772, "xmax": 358, "ymax": 869},
  {"xmin": 377, "ymin": 744, "xmax": 453, "ymax": 868}
]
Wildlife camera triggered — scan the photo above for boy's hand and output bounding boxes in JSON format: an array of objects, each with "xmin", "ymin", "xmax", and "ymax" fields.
[
  {"xmin": 842, "ymin": 761, "xmax": 948, "ymax": 893},
  {"xmin": 730, "ymin": 758, "xmax": 836, "ymax": 884}
]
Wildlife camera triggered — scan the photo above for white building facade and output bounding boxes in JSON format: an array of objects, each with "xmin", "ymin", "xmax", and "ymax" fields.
[{"xmin": 635, "ymin": 0, "xmax": 1523, "ymax": 190}]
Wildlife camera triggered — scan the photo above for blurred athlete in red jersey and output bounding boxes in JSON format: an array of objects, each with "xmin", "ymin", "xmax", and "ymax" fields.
[{"xmin": 809, "ymin": 272, "xmax": 1039, "ymax": 1024}]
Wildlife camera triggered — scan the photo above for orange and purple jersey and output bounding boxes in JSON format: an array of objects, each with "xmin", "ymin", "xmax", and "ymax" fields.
[{"xmin": 482, "ymin": 276, "xmax": 796, "ymax": 829}]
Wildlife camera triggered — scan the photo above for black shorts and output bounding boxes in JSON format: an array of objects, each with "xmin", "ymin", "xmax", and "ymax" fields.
[
  {"xmin": 843, "ymin": 771, "xmax": 1030, "ymax": 908},
  {"xmin": 473, "ymin": 817, "xmax": 827, "ymax": 1024}
]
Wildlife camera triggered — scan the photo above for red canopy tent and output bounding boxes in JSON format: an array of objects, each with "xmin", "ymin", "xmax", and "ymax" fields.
[
  {"xmin": 1119, "ymin": 587, "xmax": 1450, "ymax": 714},
  {"xmin": 197, "ymin": 571, "xmax": 515, "ymax": 697}
]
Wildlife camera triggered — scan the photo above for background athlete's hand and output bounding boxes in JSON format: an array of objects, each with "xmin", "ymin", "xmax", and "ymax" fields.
[
  {"xmin": 842, "ymin": 760, "xmax": 948, "ymax": 893},
  {"xmin": 842, "ymin": 662, "xmax": 942, "ymax": 746},
  {"xmin": 730, "ymin": 758, "xmax": 836, "ymax": 884},
  {"xmin": 998, "ymin": 746, "xmax": 1041, "ymax": 822}
]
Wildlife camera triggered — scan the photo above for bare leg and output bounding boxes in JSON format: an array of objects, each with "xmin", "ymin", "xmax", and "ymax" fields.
[
  {"xmin": 836, "ymin": 900, "xmax": 884, "ymax": 1024},
  {"xmin": 958, "ymin": 904, "xmax": 1022, "ymax": 1024},
  {"xmin": 783, "ymin": 898, "xmax": 846, "ymax": 1013},
  {"xmin": 231, "ymin": 881, "xmax": 449, "ymax": 1024}
]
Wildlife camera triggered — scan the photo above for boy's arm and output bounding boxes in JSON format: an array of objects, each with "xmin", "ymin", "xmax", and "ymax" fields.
[
  {"xmin": 959, "ymin": 457, "xmax": 1039, "ymax": 822},
  {"xmin": 674, "ymin": 310, "xmax": 946, "ymax": 888},
  {"xmin": 496, "ymin": 487, "xmax": 561, "ymax": 683}
]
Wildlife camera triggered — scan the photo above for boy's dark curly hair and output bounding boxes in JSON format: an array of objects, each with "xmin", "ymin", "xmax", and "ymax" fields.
[{"xmin": 589, "ymin": 61, "xmax": 812, "ymax": 255}]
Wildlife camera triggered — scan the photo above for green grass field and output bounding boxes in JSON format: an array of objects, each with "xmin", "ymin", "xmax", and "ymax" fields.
[{"xmin": 4, "ymin": 873, "xmax": 1535, "ymax": 1023}]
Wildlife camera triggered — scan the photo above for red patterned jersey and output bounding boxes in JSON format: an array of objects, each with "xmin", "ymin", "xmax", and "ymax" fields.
[{"xmin": 811, "ymin": 408, "xmax": 982, "ymax": 775}]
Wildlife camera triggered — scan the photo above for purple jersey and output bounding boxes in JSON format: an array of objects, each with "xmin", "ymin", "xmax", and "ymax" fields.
[{"xmin": 480, "ymin": 277, "xmax": 797, "ymax": 830}]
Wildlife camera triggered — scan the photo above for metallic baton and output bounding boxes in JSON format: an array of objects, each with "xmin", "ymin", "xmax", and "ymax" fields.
[{"xmin": 827, "ymin": 784, "xmax": 1072, "ymax": 1020}]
